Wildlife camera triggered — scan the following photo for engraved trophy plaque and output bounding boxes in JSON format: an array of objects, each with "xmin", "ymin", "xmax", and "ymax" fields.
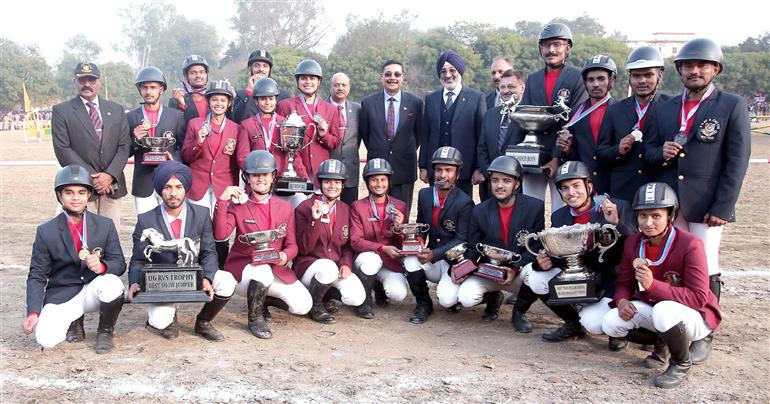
[
  {"xmin": 475, "ymin": 243, "xmax": 522, "ymax": 281},
  {"xmin": 238, "ymin": 225, "xmax": 287, "ymax": 265},
  {"xmin": 392, "ymin": 223, "xmax": 430, "ymax": 256},
  {"xmin": 445, "ymin": 243, "xmax": 478, "ymax": 283}
]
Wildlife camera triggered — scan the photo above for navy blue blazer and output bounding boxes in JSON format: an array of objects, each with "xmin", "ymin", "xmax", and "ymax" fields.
[
  {"xmin": 485, "ymin": 91, "xmax": 498, "ymax": 111},
  {"xmin": 478, "ymin": 105, "xmax": 522, "ymax": 172},
  {"xmin": 416, "ymin": 186, "xmax": 475, "ymax": 261},
  {"xmin": 466, "ymin": 194, "xmax": 545, "ymax": 268},
  {"xmin": 595, "ymin": 93, "xmax": 671, "ymax": 201},
  {"xmin": 129, "ymin": 202, "xmax": 219, "ymax": 285},
  {"xmin": 419, "ymin": 86, "xmax": 486, "ymax": 180},
  {"xmin": 127, "ymin": 106, "xmax": 187, "ymax": 197},
  {"xmin": 359, "ymin": 91, "xmax": 424, "ymax": 185},
  {"xmin": 27, "ymin": 211, "xmax": 126, "ymax": 314},
  {"xmin": 644, "ymin": 89, "xmax": 751, "ymax": 223}
]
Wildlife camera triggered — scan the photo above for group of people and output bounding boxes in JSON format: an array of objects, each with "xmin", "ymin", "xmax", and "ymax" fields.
[{"xmin": 24, "ymin": 23, "xmax": 751, "ymax": 389}]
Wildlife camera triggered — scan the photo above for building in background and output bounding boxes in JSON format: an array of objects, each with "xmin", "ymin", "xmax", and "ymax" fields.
[{"xmin": 626, "ymin": 32, "xmax": 696, "ymax": 58}]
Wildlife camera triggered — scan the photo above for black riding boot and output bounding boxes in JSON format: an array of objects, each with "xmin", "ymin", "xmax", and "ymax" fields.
[
  {"xmin": 308, "ymin": 278, "xmax": 335, "ymax": 324},
  {"xmin": 215, "ymin": 240, "xmax": 230, "ymax": 270},
  {"xmin": 195, "ymin": 295, "xmax": 230, "ymax": 341},
  {"xmin": 66, "ymin": 316, "xmax": 85, "ymax": 343},
  {"xmin": 353, "ymin": 267, "xmax": 375, "ymax": 319},
  {"xmin": 691, "ymin": 273, "xmax": 721, "ymax": 364},
  {"xmin": 541, "ymin": 299, "xmax": 585, "ymax": 342},
  {"xmin": 95, "ymin": 296, "xmax": 123, "ymax": 354},
  {"xmin": 482, "ymin": 291, "xmax": 504, "ymax": 321},
  {"xmin": 654, "ymin": 322, "xmax": 692, "ymax": 388},
  {"xmin": 264, "ymin": 296, "xmax": 289, "ymax": 321},
  {"xmin": 246, "ymin": 280, "xmax": 272, "ymax": 339},
  {"xmin": 511, "ymin": 285, "xmax": 537, "ymax": 333},
  {"xmin": 373, "ymin": 279, "xmax": 389, "ymax": 307},
  {"xmin": 625, "ymin": 328, "xmax": 668, "ymax": 368},
  {"xmin": 405, "ymin": 270, "xmax": 434, "ymax": 324}
]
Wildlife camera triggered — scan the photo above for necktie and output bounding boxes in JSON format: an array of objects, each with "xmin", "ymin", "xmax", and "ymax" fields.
[
  {"xmin": 445, "ymin": 92, "xmax": 454, "ymax": 109},
  {"xmin": 337, "ymin": 104, "xmax": 346, "ymax": 137},
  {"xmin": 86, "ymin": 101, "xmax": 103, "ymax": 140},
  {"xmin": 387, "ymin": 97, "xmax": 395, "ymax": 141},
  {"xmin": 498, "ymin": 115, "xmax": 510, "ymax": 152},
  {"xmin": 170, "ymin": 218, "xmax": 182, "ymax": 239}
]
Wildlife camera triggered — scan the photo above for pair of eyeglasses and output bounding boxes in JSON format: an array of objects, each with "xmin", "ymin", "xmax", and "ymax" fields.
[
  {"xmin": 540, "ymin": 41, "xmax": 568, "ymax": 49},
  {"xmin": 383, "ymin": 72, "xmax": 403, "ymax": 78}
]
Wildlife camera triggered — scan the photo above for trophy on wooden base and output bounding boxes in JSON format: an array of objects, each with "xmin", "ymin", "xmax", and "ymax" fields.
[
  {"xmin": 275, "ymin": 110, "xmax": 315, "ymax": 195},
  {"xmin": 392, "ymin": 223, "xmax": 430, "ymax": 256},
  {"xmin": 475, "ymin": 243, "xmax": 521, "ymax": 281},
  {"xmin": 238, "ymin": 225, "xmax": 287, "ymax": 265},
  {"xmin": 505, "ymin": 95, "xmax": 571, "ymax": 174},
  {"xmin": 445, "ymin": 243, "xmax": 478, "ymax": 283},
  {"xmin": 135, "ymin": 131, "xmax": 176, "ymax": 165}
]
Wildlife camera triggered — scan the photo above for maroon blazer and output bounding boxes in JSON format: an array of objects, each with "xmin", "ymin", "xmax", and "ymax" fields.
[
  {"xmin": 293, "ymin": 196, "xmax": 354, "ymax": 279},
  {"xmin": 213, "ymin": 197, "xmax": 298, "ymax": 283},
  {"xmin": 235, "ymin": 113, "xmax": 309, "ymax": 178},
  {"xmin": 613, "ymin": 227, "xmax": 721, "ymax": 331},
  {"xmin": 182, "ymin": 117, "xmax": 239, "ymax": 201},
  {"xmin": 349, "ymin": 196, "xmax": 407, "ymax": 273},
  {"xmin": 276, "ymin": 96, "xmax": 342, "ymax": 184}
]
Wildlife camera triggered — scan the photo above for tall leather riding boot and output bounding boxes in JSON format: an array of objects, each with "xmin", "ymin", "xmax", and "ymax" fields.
[
  {"xmin": 511, "ymin": 285, "xmax": 537, "ymax": 333},
  {"xmin": 94, "ymin": 296, "xmax": 123, "ymax": 354},
  {"xmin": 654, "ymin": 322, "xmax": 692, "ymax": 388},
  {"xmin": 405, "ymin": 270, "xmax": 434, "ymax": 324},
  {"xmin": 246, "ymin": 280, "xmax": 272, "ymax": 339},
  {"xmin": 195, "ymin": 295, "xmax": 230, "ymax": 341},
  {"xmin": 215, "ymin": 240, "xmax": 230, "ymax": 270},
  {"xmin": 66, "ymin": 315, "xmax": 85, "ymax": 343},
  {"xmin": 691, "ymin": 273, "xmax": 721, "ymax": 364},
  {"xmin": 626, "ymin": 328, "xmax": 669, "ymax": 368},
  {"xmin": 482, "ymin": 291, "xmax": 504, "ymax": 321},
  {"xmin": 541, "ymin": 299, "xmax": 585, "ymax": 342},
  {"xmin": 323, "ymin": 287, "xmax": 342, "ymax": 314},
  {"xmin": 308, "ymin": 278, "xmax": 335, "ymax": 324},
  {"xmin": 263, "ymin": 296, "xmax": 289, "ymax": 321},
  {"xmin": 354, "ymin": 268, "xmax": 375, "ymax": 319},
  {"xmin": 373, "ymin": 279, "xmax": 389, "ymax": 307}
]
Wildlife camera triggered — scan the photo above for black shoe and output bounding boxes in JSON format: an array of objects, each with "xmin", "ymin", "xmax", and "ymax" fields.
[
  {"xmin": 356, "ymin": 303, "xmax": 374, "ymax": 319},
  {"xmin": 445, "ymin": 303, "xmax": 462, "ymax": 314},
  {"xmin": 643, "ymin": 339, "xmax": 669, "ymax": 369},
  {"xmin": 482, "ymin": 291, "xmax": 504, "ymax": 322},
  {"xmin": 654, "ymin": 322, "xmax": 692, "ymax": 389},
  {"xmin": 409, "ymin": 304, "xmax": 434, "ymax": 324},
  {"xmin": 66, "ymin": 316, "xmax": 85, "ymax": 343},
  {"xmin": 405, "ymin": 270, "xmax": 434, "ymax": 325},
  {"xmin": 194, "ymin": 295, "xmax": 230, "ymax": 341},
  {"xmin": 511, "ymin": 312, "xmax": 533, "ymax": 333},
  {"xmin": 308, "ymin": 278, "xmax": 335, "ymax": 324},
  {"xmin": 690, "ymin": 334, "xmax": 713, "ymax": 364},
  {"xmin": 542, "ymin": 321, "xmax": 585, "ymax": 342},
  {"xmin": 161, "ymin": 316, "xmax": 180, "ymax": 340},
  {"xmin": 95, "ymin": 296, "xmax": 123, "ymax": 354},
  {"xmin": 263, "ymin": 296, "xmax": 289, "ymax": 322},
  {"xmin": 505, "ymin": 294, "xmax": 517, "ymax": 305},
  {"xmin": 325, "ymin": 299, "xmax": 341, "ymax": 315},
  {"xmin": 247, "ymin": 280, "xmax": 273, "ymax": 339},
  {"xmin": 608, "ymin": 337, "xmax": 628, "ymax": 351},
  {"xmin": 373, "ymin": 280, "xmax": 389, "ymax": 307}
]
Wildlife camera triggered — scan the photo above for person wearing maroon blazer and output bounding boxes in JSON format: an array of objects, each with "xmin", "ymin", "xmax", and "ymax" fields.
[
  {"xmin": 276, "ymin": 59, "xmax": 342, "ymax": 185},
  {"xmin": 349, "ymin": 158, "xmax": 413, "ymax": 321},
  {"xmin": 294, "ymin": 159, "xmax": 364, "ymax": 324},
  {"xmin": 235, "ymin": 77, "xmax": 309, "ymax": 208},
  {"xmin": 214, "ymin": 151, "xmax": 311, "ymax": 339},
  {"xmin": 602, "ymin": 182, "xmax": 721, "ymax": 389}
]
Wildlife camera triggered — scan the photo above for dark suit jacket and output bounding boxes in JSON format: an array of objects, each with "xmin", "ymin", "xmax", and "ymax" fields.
[
  {"xmin": 27, "ymin": 211, "xmax": 125, "ymax": 314},
  {"xmin": 52, "ymin": 96, "xmax": 131, "ymax": 199},
  {"xmin": 231, "ymin": 88, "xmax": 290, "ymax": 123},
  {"xmin": 293, "ymin": 197, "xmax": 354, "ymax": 279},
  {"xmin": 168, "ymin": 93, "xmax": 210, "ymax": 123},
  {"xmin": 127, "ymin": 106, "xmax": 187, "ymax": 197},
  {"xmin": 359, "ymin": 91, "xmax": 424, "ymax": 185},
  {"xmin": 644, "ymin": 89, "xmax": 751, "ymax": 223},
  {"xmin": 128, "ymin": 202, "xmax": 218, "ymax": 285},
  {"xmin": 520, "ymin": 65, "xmax": 588, "ymax": 154},
  {"xmin": 466, "ymin": 195, "xmax": 545, "ymax": 268},
  {"xmin": 329, "ymin": 99, "xmax": 362, "ymax": 188},
  {"xmin": 416, "ymin": 186, "xmax": 474, "ymax": 261},
  {"xmin": 485, "ymin": 91, "xmax": 498, "ymax": 111},
  {"xmin": 420, "ymin": 86, "xmax": 486, "ymax": 180},
  {"xmin": 595, "ymin": 93, "xmax": 671, "ymax": 201},
  {"xmin": 478, "ymin": 105, "xmax": 522, "ymax": 172}
]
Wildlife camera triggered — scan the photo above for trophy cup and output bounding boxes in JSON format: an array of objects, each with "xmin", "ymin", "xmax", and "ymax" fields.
[
  {"xmin": 135, "ymin": 131, "xmax": 176, "ymax": 165},
  {"xmin": 445, "ymin": 243, "xmax": 479, "ymax": 283},
  {"xmin": 475, "ymin": 243, "xmax": 522, "ymax": 281},
  {"xmin": 392, "ymin": 223, "xmax": 430, "ymax": 256},
  {"xmin": 505, "ymin": 95, "xmax": 571, "ymax": 174},
  {"xmin": 131, "ymin": 228, "xmax": 209, "ymax": 304},
  {"xmin": 275, "ymin": 110, "xmax": 315, "ymax": 195},
  {"xmin": 238, "ymin": 225, "xmax": 287, "ymax": 265},
  {"xmin": 518, "ymin": 223, "xmax": 620, "ymax": 304}
]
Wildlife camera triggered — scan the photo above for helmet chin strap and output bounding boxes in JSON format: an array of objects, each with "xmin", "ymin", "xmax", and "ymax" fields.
[
  {"xmin": 63, "ymin": 207, "xmax": 85, "ymax": 218},
  {"xmin": 495, "ymin": 192, "xmax": 515, "ymax": 205}
]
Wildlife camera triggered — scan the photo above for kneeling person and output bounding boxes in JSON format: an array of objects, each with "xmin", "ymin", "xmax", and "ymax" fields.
[{"xmin": 127, "ymin": 161, "xmax": 237, "ymax": 341}]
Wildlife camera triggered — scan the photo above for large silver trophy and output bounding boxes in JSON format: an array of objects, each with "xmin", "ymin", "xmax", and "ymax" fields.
[
  {"xmin": 504, "ymin": 95, "xmax": 571, "ymax": 174},
  {"xmin": 391, "ymin": 223, "xmax": 430, "ymax": 256},
  {"xmin": 131, "ymin": 228, "xmax": 209, "ymax": 304},
  {"xmin": 518, "ymin": 223, "xmax": 620, "ymax": 304},
  {"xmin": 275, "ymin": 110, "xmax": 315, "ymax": 195},
  {"xmin": 445, "ymin": 243, "xmax": 478, "ymax": 282},
  {"xmin": 238, "ymin": 224, "xmax": 287, "ymax": 265},
  {"xmin": 475, "ymin": 243, "xmax": 522, "ymax": 281},
  {"xmin": 135, "ymin": 130, "xmax": 176, "ymax": 165}
]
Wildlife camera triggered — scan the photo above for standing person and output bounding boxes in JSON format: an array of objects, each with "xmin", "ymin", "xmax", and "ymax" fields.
[
  {"xmin": 169, "ymin": 55, "xmax": 210, "ymax": 123},
  {"xmin": 554, "ymin": 55, "xmax": 618, "ymax": 195},
  {"xmin": 182, "ymin": 80, "xmax": 240, "ymax": 268},
  {"xmin": 327, "ymin": 72, "xmax": 362, "ymax": 206},
  {"xmin": 127, "ymin": 161, "xmax": 237, "ymax": 341},
  {"xmin": 486, "ymin": 57, "xmax": 514, "ymax": 109},
  {"xmin": 215, "ymin": 151, "xmax": 312, "ymax": 339},
  {"xmin": 23, "ymin": 165, "xmax": 125, "ymax": 353},
  {"xmin": 128, "ymin": 66, "xmax": 186, "ymax": 214},
  {"xmin": 276, "ymin": 59, "xmax": 342, "ymax": 186},
  {"xmin": 231, "ymin": 49, "xmax": 290, "ymax": 123},
  {"xmin": 235, "ymin": 77, "xmax": 309, "ymax": 208},
  {"xmin": 359, "ymin": 60, "xmax": 424, "ymax": 214},
  {"xmin": 52, "ymin": 62, "xmax": 130, "ymax": 226},
  {"xmin": 420, "ymin": 50, "xmax": 486, "ymax": 197},
  {"xmin": 519, "ymin": 23, "xmax": 587, "ymax": 210},
  {"xmin": 595, "ymin": 46, "xmax": 671, "ymax": 202},
  {"xmin": 602, "ymin": 182, "xmax": 721, "ymax": 388},
  {"xmin": 643, "ymin": 38, "xmax": 750, "ymax": 362},
  {"xmin": 294, "ymin": 159, "xmax": 365, "ymax": 323},
  {"xmin": 477, "ymin": 69, "xmax": 526, "ymax": 201}
]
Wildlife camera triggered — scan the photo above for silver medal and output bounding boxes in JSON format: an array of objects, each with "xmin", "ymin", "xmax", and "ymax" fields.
[
  {"xmin": 313, "ymin": 112, "xmax": 323, "ymax": 123},
  {"xmin": 673, "ymin": 132, "xmax": 687, "ymax": 145},
  {"xmin": 236, "ymin": 193, "xmax": 248, "ymax": 204},
  {"xmin": 386, "ymin": 203, "xmax": 395, "ymax": 215},
  {"xmin": 631, "ymin": 128, "xmax": 643, "ymax": 142},
  {"xmin": 320, "ymin": 204, "xmax": 330, "ymax": 216}
]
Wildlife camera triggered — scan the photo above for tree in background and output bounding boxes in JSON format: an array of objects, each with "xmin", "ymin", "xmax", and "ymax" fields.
[
  {"xmin": 0, "ymin": 39, "xmax": 57, "ymax": 111},
  {"xmin": 54, "ymin": 35, "xmax": 102, "ymax": 101}
]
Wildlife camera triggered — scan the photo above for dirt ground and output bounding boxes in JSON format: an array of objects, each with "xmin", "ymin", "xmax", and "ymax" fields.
[{"xmin": 1, "ymin": 130, "xmax": 768, "ymax": 402}]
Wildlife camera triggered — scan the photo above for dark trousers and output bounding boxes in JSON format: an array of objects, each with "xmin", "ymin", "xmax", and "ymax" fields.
[
  {"xmin": 340, "ymin": 186, "xmax": 359, "ymax": 207},
  {"xmin": 389, "ymin": 182, "xmax": 414, "ymax": 217}
]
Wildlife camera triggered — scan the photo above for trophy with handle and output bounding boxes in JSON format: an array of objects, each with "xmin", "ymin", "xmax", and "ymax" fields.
[
  {"xmin": 505, "ymin": 94, "xmax": 571, "ymax": 174},
  {"xmin": 392, "ymin": 223, "xmax": 430, "ymax": 256},
  {"xmin": 475, "ymin": 243, "xmax": 522, "ymax": 281},
  {"xmin": 238, "ymin": 224, "xmax": 288, "ymax": 265},
  {"xmin": 274, "ymin": 110, "xmax": 315, "ymax": 195},
  {"xmin": 136, "ymin": 130, "xmax": 176, "ymax": 165},
  {"xmin": 445, "ymin": 243, "xmax": 478, "ymax": 282}
]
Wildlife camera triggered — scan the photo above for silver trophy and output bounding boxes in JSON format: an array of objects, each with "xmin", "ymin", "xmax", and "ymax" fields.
[
  {"xmin": 391, "ymin": 223, "xmax": 430, "ymax": 256},
  {"xmin": 475, "ymin": 243, "xmax": 522, "ymax": 281},
  {"xmin": 518, "ymin": 223, "xmax": 620, "ymax": 304},
  {"xmin": 238, "ymin": 225, "xmax": 287, "ymax": 265},
  {"xmin": 135, "ymin": 131, "xmax": 176, "ymax": 165},
  {"xmin": 504, "ymin": 95, "xmax": 571, "ymax": 174},
  {"xmin": 275, "ymin": 110, "xmax": 315, "ymax": 194},
  {"xmin": 445, "ymin": 243, "xmax": 478, "ymax": 282}
]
